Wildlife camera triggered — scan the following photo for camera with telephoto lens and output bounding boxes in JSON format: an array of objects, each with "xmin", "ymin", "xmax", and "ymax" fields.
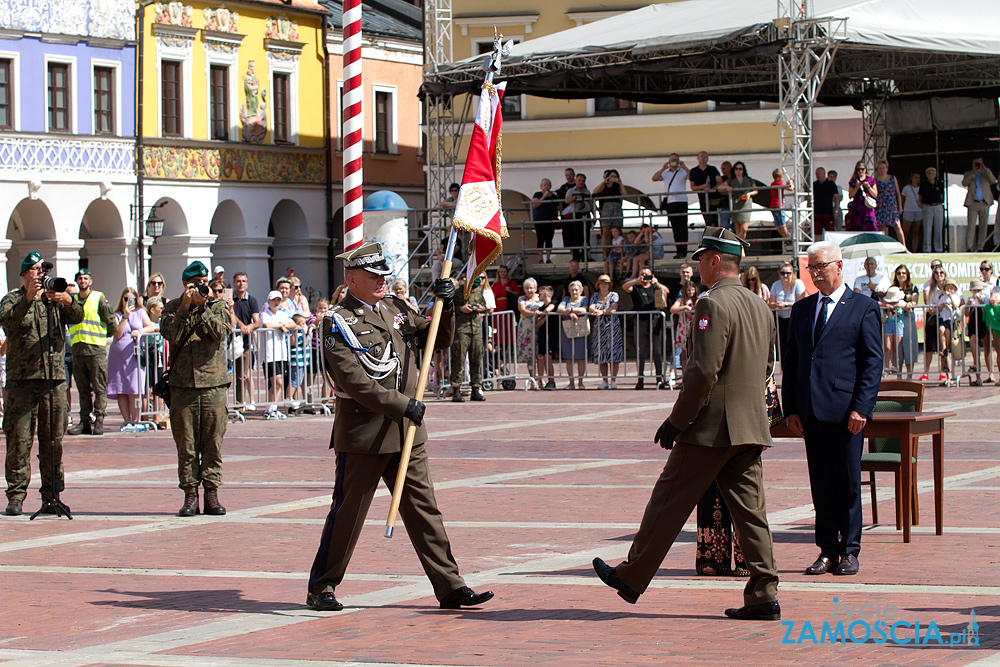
[
  {"xmin": 194, "ymin": 282, "xmax": 210, "ymax": 297},
  {"xmin": 39, "ymin": 261, "xmax": 68, "ymax": 292}
]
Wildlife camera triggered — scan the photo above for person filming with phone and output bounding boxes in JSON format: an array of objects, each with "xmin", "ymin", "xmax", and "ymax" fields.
[
  {"xmin": 962, "ymin": 157, "xmax": 997, "ymax": 252},
  {"xmin": 2, "ymin": 252, "xmax": 84, "ymax": 516}
]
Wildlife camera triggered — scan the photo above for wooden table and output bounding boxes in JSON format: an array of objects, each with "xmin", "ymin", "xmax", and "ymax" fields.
[{"xmin": 771, "ymin": 411, "xmax": 955, "ymax": 543}]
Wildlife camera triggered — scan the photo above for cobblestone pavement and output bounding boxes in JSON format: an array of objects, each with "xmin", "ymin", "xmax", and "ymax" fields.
[{"xmin": 1, "ymin": 385, "xmax": 998, "ymax": 666}]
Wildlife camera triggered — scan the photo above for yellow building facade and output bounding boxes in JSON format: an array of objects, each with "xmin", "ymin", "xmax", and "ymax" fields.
[{"xmin": 138, "ymin": 0, "xmax": 331, "ymax": 295}]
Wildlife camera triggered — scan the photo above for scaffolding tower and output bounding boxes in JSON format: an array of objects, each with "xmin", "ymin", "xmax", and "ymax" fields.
[{"xmin": 776, "ymin": 0, "xmax": 846, "ymax": 258}]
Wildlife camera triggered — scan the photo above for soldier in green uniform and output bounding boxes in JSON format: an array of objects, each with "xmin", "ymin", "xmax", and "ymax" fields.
[
  {"xmin": 66, "ymin": 268, "xmax": 116, "ymax": 436},
  {"xmin": 2, "ymin": 252, "xmax": 84, "ymax": 516},
  {"xmin": 593, "ymin": 228, "xmax": 781, "ymax": 621},
  {"xmin": 449, "ymin": 274, "xmax": 488, "ymax": 402},
  {"xmin": 160, "ymin": 261, "xmax": 233, "ymax": 517},
  {"xmin": 307, "ymin": 242, "xmax": 494, "ymax": 612}
]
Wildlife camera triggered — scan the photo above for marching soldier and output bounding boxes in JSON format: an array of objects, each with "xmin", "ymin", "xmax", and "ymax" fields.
[
  {"xmin": 307, "ymin": 242, "xmax": 494, "ymax": 612},
  {"xmin": 2, "ymin": 252, "xmax": 84, "ymax": 516},
  {"xmin": 593, "ymin": 228, "xmax": 781, "ymax": 621},
  {"xmin": 67, "ymin": 268, "xmax": 116, "ymax": 436},
  {"xmin": 159, "ymin": 261, "xmax": 233, "ymax": 517},
  {"xmin": 449, "ymin": 274, "xmax": 489, "ymax": 402}
]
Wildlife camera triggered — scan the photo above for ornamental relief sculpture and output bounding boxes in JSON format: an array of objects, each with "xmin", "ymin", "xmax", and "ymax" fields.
[
  {"xmin": 203, "ymin": 5, "xmax": 239, "ymax": 33},
  {"xmin": 154, "ymin": 0, "xmax": 193, "ymax": 27}
]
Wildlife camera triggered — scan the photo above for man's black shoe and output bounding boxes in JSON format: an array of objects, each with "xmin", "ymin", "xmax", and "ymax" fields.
[
  {"xmin": 725, "ymin": 601, "xmax": 781, "ymax": 621},
  {"xmin": 439, "ymin": 586, "xmax": 494, "ymax": 609},
  {"xmin": 834, "ymin": 554, "xmax": 859, "ymax": 575},
  {"xmin": 4, "ymin": 498, "xmax": 22, "ymax": 516},
  {"xmin": 804, "ymin": 553, "xmax": 838, "ymax": 575},
  {"xmin": 592, "ymin": 557, "xmax": 639, "ymax": 604},
  {"xmin": 470, "ymin": 388, "xmax": 486, "ymax": 402},
  {"xmin": 306, "ymin": 592, "xmax": 344, "ymax": 611},
  {"xmin": 91, "ymin": 420, "xmax": 104, "ymax": 436},
  {"xmin": 452, "ymin": 389, "xmax": 464, "ymax": 403}
]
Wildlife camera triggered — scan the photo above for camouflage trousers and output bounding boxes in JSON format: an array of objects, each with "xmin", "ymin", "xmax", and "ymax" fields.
[
  {"xmin": 450, "ymin": 327, "xmax": 483, "ymax": 388},
  {"xmin": 4, "ymin": 380, "xmax": 66, "ymax": 502},
  {"xmin": 169, "ymin": 386, "xmax": 227, "ymax": 491},
  {"xmin": 73, "ymin": 352, "xmax": 108, "ymax": 422}
]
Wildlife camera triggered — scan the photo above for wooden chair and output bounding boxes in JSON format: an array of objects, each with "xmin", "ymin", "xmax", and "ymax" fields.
[{"xmin": 860, "ymin": 380, "xmax": 925, "ymax": 529}]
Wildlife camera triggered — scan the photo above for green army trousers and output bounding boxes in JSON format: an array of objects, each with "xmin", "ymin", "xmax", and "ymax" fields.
[
  {"xmin": 169, "ymin": 386, "xmax": 227, "ymax": 491},
  {"xmin": 4, "ymin": 380, "xmax": 66, "ymax": 502}
]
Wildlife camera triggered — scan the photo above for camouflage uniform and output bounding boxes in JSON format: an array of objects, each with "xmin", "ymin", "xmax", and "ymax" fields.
[
  {"xmin": 70, "ymin": 289, "xmax": 116, "ymax": 424},
  {"xmin": 450, "ymin": 278, "xmax": 486, "ymax": 389},
  {"xmin": 0, "ymin": 288, "xmax": 84, "ymax": 503},
  {"xmin": 159, "ymin": 297, "xmax": 232, "ymax": 491}
]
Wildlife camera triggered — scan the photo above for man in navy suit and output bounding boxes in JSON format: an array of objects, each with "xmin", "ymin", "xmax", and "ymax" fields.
[{"xmin": 782, "ymin": 241, "xmax": 882, "ymax": 576}]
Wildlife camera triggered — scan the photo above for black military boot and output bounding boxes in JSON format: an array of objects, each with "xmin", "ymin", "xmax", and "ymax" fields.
[
  {"xmin": 91, "ymin": 420, "xmax": 104, "ymax": 436},
  {"xmin": 4, "ymin": 498, "xmax": 22, "ymax": 516},
  {"xmin": 452, "ymin": 388, "xmax": 464, "ymax": 403},
  {"xmin": 178, "ymin": 490, "xmax": 199, "ymax": 517},
  {"xmin": 67, "ymin": 420, "xmax": 91, "ymax": 436},
  {"xmin": 203, "ymin": 488, "xmax": 226, "ymax": 515},
  {"xmin": 470, "ymin": 387, "xmax": 486, "ymax": 402}
]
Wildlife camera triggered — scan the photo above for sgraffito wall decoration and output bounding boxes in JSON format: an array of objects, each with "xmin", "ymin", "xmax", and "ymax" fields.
[{"xmin": 144, "ymin": 144, "xmax": 325, "ymax": 183}]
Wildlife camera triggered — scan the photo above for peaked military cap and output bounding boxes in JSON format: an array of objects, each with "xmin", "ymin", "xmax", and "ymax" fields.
[
  {"xmin": 20, "ymin": 251, "xmax": 42, "ymax": 275},
  {"xmin": 691, "ymin": 227, "xmax": 751, "ymax": 260},
  {"xmin": 182, "ymin": 260, "xmax": 209, "ymax": 281},
  {"xmin": 337, "ymin": 242, "xmax": 392, "ymax": 275}
]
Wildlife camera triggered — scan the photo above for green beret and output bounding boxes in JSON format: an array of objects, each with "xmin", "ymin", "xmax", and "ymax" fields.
[
  {"xmin": 181, "ymin": 261, "xmax": 209, "ymax": 281},
  {"xmin": 20, "ymin": 251, "xmax": 42, "ymax": 275},
  {"xmin": 75, "ymin": 268, "xmax": 91, "ymax": 279}
]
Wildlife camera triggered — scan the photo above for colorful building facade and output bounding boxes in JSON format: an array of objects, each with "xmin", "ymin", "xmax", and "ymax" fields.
[
  {"xmin": 0, "ymin": 0, "xmax": 136, "ymax": 293},
  {"xmin": 139, "ymin": 0, "xmax": 330, "ymax": 295}
]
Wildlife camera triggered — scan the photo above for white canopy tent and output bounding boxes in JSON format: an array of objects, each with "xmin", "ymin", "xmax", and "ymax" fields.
[{"xmin": 424, "ymin": 0, "xmax": 1000, "ymax": 104}]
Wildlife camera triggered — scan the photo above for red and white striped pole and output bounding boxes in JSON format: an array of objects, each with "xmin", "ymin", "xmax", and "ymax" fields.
[{"xmin": 341, "ymin": 0, "xmax": 363, "ymax": 251}]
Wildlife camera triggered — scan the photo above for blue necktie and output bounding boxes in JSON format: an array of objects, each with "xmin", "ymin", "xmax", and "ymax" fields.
[{"xmin": 813, "ymin": 296, "xmax": 832, "ymax": 345}]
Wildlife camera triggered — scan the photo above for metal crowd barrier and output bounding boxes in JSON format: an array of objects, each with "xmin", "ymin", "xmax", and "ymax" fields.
[
  {"xmin": 135, "ymin": 331, "xmax": 169, "ymax": 428},
  {"xmin": 225, "ymin": 326, "xmax": 332, "ymax": 419},
  {"xmin": 482, "ymin": 310, "xmax": 519, "ymax": 391},
  {"xmin": 505, "ymin": 309, "xmax": 674, "ymax": 389}
]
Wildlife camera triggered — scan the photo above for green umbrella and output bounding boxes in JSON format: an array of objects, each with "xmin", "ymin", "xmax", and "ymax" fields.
[{"xmin": 838, "ymin": 232, "xmax": 907, "ymax": 259}]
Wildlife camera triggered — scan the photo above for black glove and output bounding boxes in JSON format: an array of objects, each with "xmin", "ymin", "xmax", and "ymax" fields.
[
  {"xmin": 404, "ymin": 398, "xmax": 426, "ymax": 426},
  {"xmin": 432, "ymin": 278, "xmax": 455, "ymax": 310},
  {"xmin": 654, "ymin": 418, "xmax": 681, "ymax": 450}
]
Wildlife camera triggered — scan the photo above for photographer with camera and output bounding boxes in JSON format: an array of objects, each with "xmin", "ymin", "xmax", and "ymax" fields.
[
  {"xmin": 962, "ymin": 157, "xmax": 997, "ymax": 252},
  {"xmin": 66, "ymin": 269, "xmax": 116, "ymax": 436},
  {"xmin": 450, "ymin": 273, "xmax": 491, "ymax": 402},
  {"xmin": 2, "ymin": 252, "xmax": 84, "ymax": 516},
  {"xmin": 563, "ymin": 173, "xmax": 593, "ymax": 262},
  {"xmin": 159, "ymin": 261, "xmax": 234, "ymax": 517}
]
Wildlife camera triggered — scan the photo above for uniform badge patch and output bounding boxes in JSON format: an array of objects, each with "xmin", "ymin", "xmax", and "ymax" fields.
[
  {"xmin": 393, "ymin": 312, "xmax": 407, "ymax": 329},
  {"xmin": 341, "ymin": 315, "xmax": 358, "ymax": 325},
  {"xmin": 324, "ymin": 334, "xmax": 336, "ymax": 350},
  {"xmin": 697, "ymin": 317, "xmax": 709, "ymax": 331}
]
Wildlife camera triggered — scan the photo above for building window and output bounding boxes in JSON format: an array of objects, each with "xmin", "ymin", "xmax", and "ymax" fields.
[
  {"xmin": 273, "ymin": 72, "xmax": 289, "ymax": 143},
  {"xmin": 594, "ymin": 97, "xmax": 637, "ymax": 116},
  {"xmin": 93, "ymin": 66, "xmax": 114, "ymax": 135},
  {"xmin": 374, "ymin": 90, "xmax": 392, "ymax": 153},
  {"xmin": 47, "ymin": 62, "xmax": 70, "ymax": 132},
  {"xmin": 0, "ymin": 59, "xmax": 11, "ymax": 130},
  {"xmin": 209, "ymin": 64, "xmax": 228, "ymax": 140},
  {"xmin": 161, "ymin": 60, "xmax": 182, "ymax": 137}
]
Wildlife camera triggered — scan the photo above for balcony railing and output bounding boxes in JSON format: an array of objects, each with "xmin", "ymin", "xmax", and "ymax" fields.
[{"xmin": 0, "ymin": 134, "xmax": 135, "ymax": 178}]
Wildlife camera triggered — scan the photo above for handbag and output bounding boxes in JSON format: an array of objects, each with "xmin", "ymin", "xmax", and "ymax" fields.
[
  {"xmin": 226, "ymin": 332, "xmax": 244, "ymax": 362},
  {"xmin": 863, "ymin": 193, "xmax": 877, "ymax": 209},
  {"xmin": 152, "ymin": 325, "xmax": 197, "ymax": 408},
  {"xmin": 765, "ymin": 346, "xmax": 783, "ymax": 428},
  {"xmin": 561, "ymin": 317, "xmax": 591, "ymax": 339}
]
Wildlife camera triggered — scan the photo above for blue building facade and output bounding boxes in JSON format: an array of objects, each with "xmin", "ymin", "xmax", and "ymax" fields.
[{"xmin": 0, "ymin": 0, "xmax": 136, "ymax": 293}]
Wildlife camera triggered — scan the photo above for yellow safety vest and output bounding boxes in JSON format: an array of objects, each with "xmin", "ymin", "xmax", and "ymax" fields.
[{"xmin": 68, "ymin": 291, "xmax": 107, "ymax": 347}]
